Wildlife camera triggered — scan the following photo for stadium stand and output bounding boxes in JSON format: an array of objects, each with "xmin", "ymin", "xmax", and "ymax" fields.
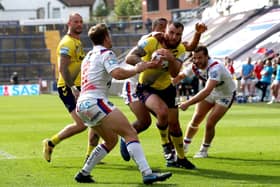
[
  {"xmin": 182, "ymin": 6, "xmax": 269, "ymax": 46},
  {"xmin": 0, "ymin": 20, "xmax": 144, "ymax": 92},
  {"xmin": 0, "ymin": 25, "xmax": 54, "ymax": 85},
  {"xmin": 180, "ymin": 5, "xmax": 280, "ymax": 70},
  {"xmin": 236, "ymin": 31, "xmax": 280, "ymax": 62}
]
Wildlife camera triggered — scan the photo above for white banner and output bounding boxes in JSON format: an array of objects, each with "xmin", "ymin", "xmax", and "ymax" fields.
[{"xmin": 0, "ymin": 84, "xmax": 40, "ymax": 96}]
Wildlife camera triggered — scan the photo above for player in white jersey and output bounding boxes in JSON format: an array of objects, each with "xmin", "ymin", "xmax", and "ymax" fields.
[
  {"xmin": 174, "ymin": 46, "xmax": 236, "ymax": 158},
  {"xmin": 74, "ymin": 23, "xmax": 172, "ymax": 184}
]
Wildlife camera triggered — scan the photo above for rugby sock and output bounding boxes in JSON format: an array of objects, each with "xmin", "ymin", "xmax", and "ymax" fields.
[
  {"xmin": 170, "ymin": 134, "xmax": 185, "ymax": 159},
  {"xmin": 184, "ymin": 137, "xmax": 192, "ymax": 144},
  {"xmin": 156, "ymin": 124, "xmax": 169, "ymax": 145},
  {"xmin": 82, "ymin": 144, "xmax": 108, "ymax": 175},
  {"xmin": 200, "ymin": 143, "xmax": 210, "ymax": 152},
  {"xmin": 127, "ymin": 141, "xmax": 152, "ymax": 176},
  {"xmin": 50, "ymin": 134, "xmax": 60, "ymax": 145},
  {"xmin": 183, "ymin": 137, "xmax": 192, "ymax": 152}
]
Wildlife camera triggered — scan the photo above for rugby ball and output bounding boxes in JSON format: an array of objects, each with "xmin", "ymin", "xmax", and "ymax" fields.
[
  {"xmin": 151, "ymin": 52, "xmax": 168, "ymax": 68},
  {"xmin": 151, "ymin": 52, "xmax": 162, "ymax": 61}
]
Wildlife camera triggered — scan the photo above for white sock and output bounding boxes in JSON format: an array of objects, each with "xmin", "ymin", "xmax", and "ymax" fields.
[
  {"xmin": 127, "ymin": 141, "xmax": 152, "ymax": 176},
  {"xmin": 200, "ymin": 143, "xmax": 210, "ymax": 152},
  {"xmin": 184, "ymin": 137, "xmax": 192, "ymax": 144},
  {"xmin": 183, "ymin": 138, "xmax": 192, "ymax": 151},
  {"xmin": 82, "ymin": 144, "xmax": 108, "ymax": 175}
]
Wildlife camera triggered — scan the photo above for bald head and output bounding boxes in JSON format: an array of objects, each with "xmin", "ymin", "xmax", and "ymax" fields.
[
  {"xmin": 68, "ymin": 13, "xmax": 82, "ymax": 22},
  {"xmin": 67, "ymin": 13, "xmax": 83, "ymax": 37}
]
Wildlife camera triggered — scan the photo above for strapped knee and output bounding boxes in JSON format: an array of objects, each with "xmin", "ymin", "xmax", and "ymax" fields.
[{"xmin": 189, "ymin": 124, "xmax": 199, "ymax": 129}]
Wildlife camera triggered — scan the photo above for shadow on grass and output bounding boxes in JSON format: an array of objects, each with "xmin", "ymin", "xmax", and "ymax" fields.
[
  {"xmin": 48, "ymin": 158, "xmax": 280, "ymax": 185},
  {"xmin": 209, "ymin": 156, "xmax": 280, "ymax": 166},
  {"xmin": 51, "ymin": 163, "xmax": 177, "ymax": 186},
  {"xmin": 190, "ymin": 167, "xmax": 280, "ymax": 185},
  {"xmin": 93, "ymin": 181, "xmax": 177, "ymax": 187},
  {"xmin": 167, "ymin": 159, "xmax": 280, "ymax": 185}
]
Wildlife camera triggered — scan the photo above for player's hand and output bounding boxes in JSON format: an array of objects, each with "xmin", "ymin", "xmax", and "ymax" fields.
[
  {"xmin": 149, "ymin": 59, "xmax": 163, "ymax": 69},
  {"xmin": 135, "ymin": 60, "xmax": 162, "ymax": 73},
  {"xmin": 195, "ymin": 22, "xmax": 207, "ymax": 34},
  {"xmin": 156, "ymin": 48, "xmax": 175, "ymax": 63},
  {"xmin": 71, "ymin": 85, "xmax": 80, "ymax": 100},
  {"xmin": 179, "ymin": 102, "xmax": 189, "ymax": 111},
  {"xmin": 172, "ymin": 77, "xmax": 180, "ymax": 85}
]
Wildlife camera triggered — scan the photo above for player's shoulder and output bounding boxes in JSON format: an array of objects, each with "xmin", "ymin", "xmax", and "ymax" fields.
[
  {"xmin": 212, "ymin": 58, "xmax": 222, "ymax": 64},
  {"xmin": 102, "ymin": 49, "xmax": 116, "ymax": 58},
  {"xmin": 101, "ymin": 49, "xmax": 118, "ymax": 64},
  {"xmin": 177, "ymin": 43, "xmax": 186, "ymax": 53},
  {"xmin": 138, "ymin": 36, "xmax": 158, "ymax": 49},
  {"xmin": 208, "ymin": 59, "xmax": 223, "ymax": 70},
  {"xmin": 59, "ymin": 35, "xmax": 76, "ymax": 48}
]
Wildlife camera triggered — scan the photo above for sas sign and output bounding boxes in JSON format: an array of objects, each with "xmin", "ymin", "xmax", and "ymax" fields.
[{"xmin": 0, "ymin": 84, "xmax": 40, "ymax": 96}]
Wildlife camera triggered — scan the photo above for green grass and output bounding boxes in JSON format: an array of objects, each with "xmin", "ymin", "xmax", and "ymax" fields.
[{"xmin": 0, "ymin": 95, "xmax": 279, "ymax": 187}]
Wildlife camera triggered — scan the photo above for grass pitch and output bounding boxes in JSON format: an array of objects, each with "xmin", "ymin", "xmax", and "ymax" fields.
[{"xmin": 0, "ymin": 95, "xmax": 279, "ymax": 187}]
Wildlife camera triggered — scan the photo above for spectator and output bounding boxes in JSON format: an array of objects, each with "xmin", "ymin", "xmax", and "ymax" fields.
[
  {"xmin": 254, "ymin": 59, "xmax": 265, "ymax": 80},
  {"xmin": 267, "ymin": 57, "xmax": 280, "ymax": 104},
  {"xmin": 145, "ymin": 18, "xmax": 152, "ymax": 33},
  {"xmin": 224, "ymin": 57, "xmax": 235, "ymax": 76},
  {"xmin": 10, "ymin": 72, "xmax": 19, "ymax": 85},
  {"xmin": 255, "ymin": 59, "xmax": 274, "ymax": 102},
  {"xmin": 252, "ymin": 59, "xmax": 265, "ymax": 96},
  {"xmin": 240, "ymin": 57, "xmax": 254, "ymax": 97}
]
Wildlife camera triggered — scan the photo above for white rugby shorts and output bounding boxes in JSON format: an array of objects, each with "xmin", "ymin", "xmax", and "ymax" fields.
[
  {"xmin": 76, "ymin": 98, "xmax": 116, "ymax": 127},
  {"xmin": 205, "ymin": 92, "xmax": 235, "ymax": 108}
]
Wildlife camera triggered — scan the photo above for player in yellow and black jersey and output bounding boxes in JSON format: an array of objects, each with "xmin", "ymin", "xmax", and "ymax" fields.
[
  {"xmin": 125, "ymin": 21, "xmax": 196, "ymax": 169},
  {"xmin": 42, "ymin": 13, "xmax": 99, "ymax": 163}
]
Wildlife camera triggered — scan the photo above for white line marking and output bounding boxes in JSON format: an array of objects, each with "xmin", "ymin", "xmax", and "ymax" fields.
[{"xmin": 0, "ymin": 150, "xmax": 16, "ymax": 159}]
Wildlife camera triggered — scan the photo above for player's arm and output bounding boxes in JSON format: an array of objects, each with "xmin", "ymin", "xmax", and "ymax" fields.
[
  {"xmin": 173, "ymin": 62, "xmax": 193, "ymax": 85},
  {"xmin": 169, "ymin": 58, "xmax": 182, "ymax": 78},
  {"xmin": 172, "ymin": 71, "xmax": 186, "ymax": 85},
  {"xmin": 110, "ymin": 62, "xmax": 151, "ymax": 80},
  {"xmin": 125, "ymin": 46, "xmax": 147, "ymax": 65},
  {"xmin": 183, "ymin": 23, "xmax": 207, "ymax": 51},
  {"xmin": 180, "ymin": 79, "xmax": 216, "ymax": 111},
  {"xmin": 59, "ymin": 54, "xmax": 80, "ymax": 98},
  {"xmin": 59, "ymin": 55, "xmax": 75, "ymax": 87}
]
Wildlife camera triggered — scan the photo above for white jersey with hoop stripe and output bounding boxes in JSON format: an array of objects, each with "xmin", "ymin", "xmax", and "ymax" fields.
[
  {"xmin": 182, "ymin": 59, "xmax": 236, "ymax": 97},
  {"xmin": 79, "ymin": 45, "xmax": 120, "ymax": 99}
]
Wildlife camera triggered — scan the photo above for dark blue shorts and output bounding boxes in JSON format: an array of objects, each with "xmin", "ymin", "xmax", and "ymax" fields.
[
  {"xmin": 136, "ymin": 83, "xmax": 177, "ymax": 108},
  {"xmin": 57, "ymin": 86, "xmax": 80, "ymax": 113}
]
